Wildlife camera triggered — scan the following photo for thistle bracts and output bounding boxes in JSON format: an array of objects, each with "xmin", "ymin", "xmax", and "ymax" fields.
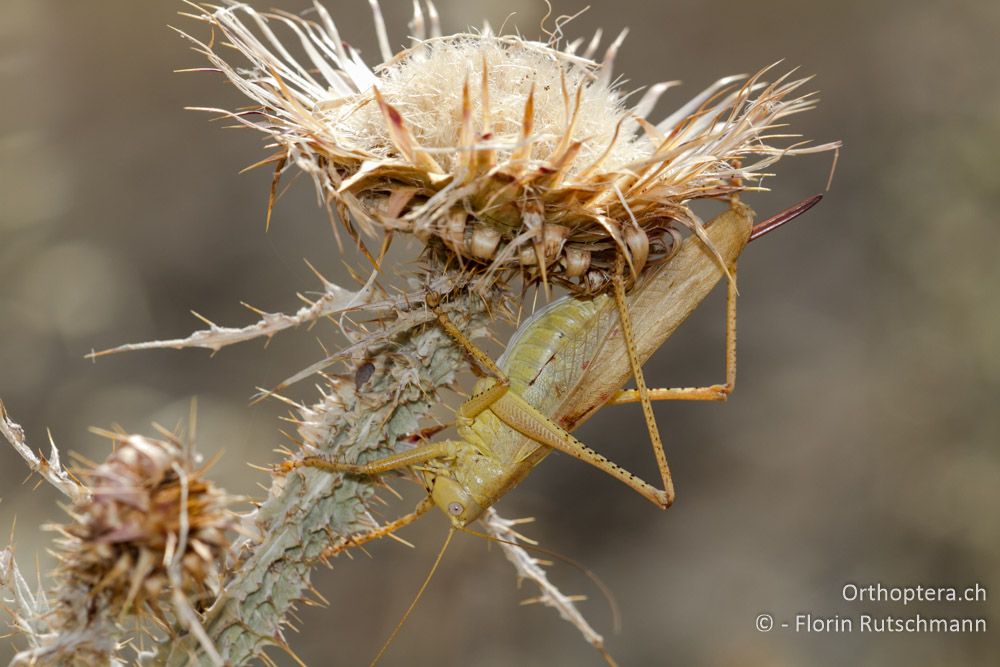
[
  {"xmin": 183, "ymin": 1, "xmax": 836, "ymax": 292},
  {"xmin": 45, "ymin": 430, "xmax": 235, "ymax": 663}
]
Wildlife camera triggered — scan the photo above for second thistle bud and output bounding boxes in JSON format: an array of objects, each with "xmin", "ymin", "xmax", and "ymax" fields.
[{"xmin": 52, "ymin": 432, "xmax": 235, "ymax": 629}]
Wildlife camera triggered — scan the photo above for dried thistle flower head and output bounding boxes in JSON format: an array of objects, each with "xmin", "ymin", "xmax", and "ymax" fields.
[
  {"xmin": 185, "ymin": 2, "xmax": 837, "ymax": 291},
  {"xmin": 53, "ymin": 431, "xmax": 234, "ymax": 629}
]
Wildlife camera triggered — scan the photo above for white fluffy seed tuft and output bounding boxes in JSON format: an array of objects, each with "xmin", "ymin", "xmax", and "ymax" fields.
[
  {"xmin": 343, "ymin": 35, "xmax": 650, "ymax": 174},
  {"xmin": 182, "ymin": 1, "xmax": 840, "ymax": 292}
]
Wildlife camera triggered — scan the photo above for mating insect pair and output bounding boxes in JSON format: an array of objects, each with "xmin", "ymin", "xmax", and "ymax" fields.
[{"xmin": 286, "ymin": 194, "xmax": 821, "ymax": 543}]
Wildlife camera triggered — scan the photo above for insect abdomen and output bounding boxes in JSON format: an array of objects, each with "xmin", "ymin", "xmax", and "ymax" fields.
[{"xmin": 502, "ymin": 297, "xmax": 606, "ymax": 406}]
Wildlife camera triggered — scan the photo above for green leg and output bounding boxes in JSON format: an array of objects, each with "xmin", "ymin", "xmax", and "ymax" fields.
[
  {"xmin": 321, "ymin": 496, "xmax": 435, "ymax": 558},
  {"xmin": 290, "ymin": 440, "xmax": 461, "ymax": 476},
  {"xmin": 611, "ymin": 250, "xmax": 675, "ymax": 506},
  {"xmin": 426, "ymin": 293, "xmax": 512, "ymax": 420},
  {"xmin": 609, "ymin": 263, "xmax": 738, "ymax": 405},
  {"xmin": 490, "ymin": 390, "xmax": 671, "ymax": 509}
]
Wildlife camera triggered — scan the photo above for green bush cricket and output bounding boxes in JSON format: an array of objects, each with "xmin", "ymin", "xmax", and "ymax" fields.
[{"xmin": 291, "ymin": 194, "xmax": 821, "ymax": 535}]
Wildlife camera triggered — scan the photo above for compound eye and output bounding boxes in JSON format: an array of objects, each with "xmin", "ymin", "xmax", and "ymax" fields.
[{"xmin": 448, "ymin": 502, "xmax": 464, "ymax": 516}]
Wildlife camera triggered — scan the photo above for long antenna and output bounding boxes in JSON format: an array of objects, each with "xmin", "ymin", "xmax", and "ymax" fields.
[{"xmin": 370, "ymin": 527, "xmax": 456, "ymax": 666}]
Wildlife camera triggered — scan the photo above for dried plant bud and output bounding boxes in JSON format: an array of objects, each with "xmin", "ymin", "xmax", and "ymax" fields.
[
  {"xmin": 445, "ymin": 209, "xmax": 467, "ymax": 254},
  {"xmin": 469, "ymin": 225, "xmax": 502, "ymax": 259},
  {"xmin": 414, "ymin": 214, "xmax": 434, "ymax": 242},
  {"xmin": 583, "ymin": 269, "xmax": 610, "ymax": 293},
  {"xmin": 52, "ymin": 432, "xmax": 236, "ymax": 630},
  {"xmin": 542, "ymin": 224, "xmax": 570, "ymax": 262},
  {"xmin": 624, "ymin": 226, "xmax": 650, "ymax": 275},
  {"xmin": 660, "ymin": 227, "xmax": 683, "ymax": 261},
  {"xmin": 564, "ymin": 247, "xmax": 592, "ymax": 278},
  {"xmin": 188, "ymin": 3, "xmax": 838, "ymax": 291},
  {"xmin": 518, "ymin": 245, "xmax": 539, "ymax": 266}
]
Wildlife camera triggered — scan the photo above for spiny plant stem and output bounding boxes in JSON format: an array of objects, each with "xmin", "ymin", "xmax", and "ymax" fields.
[{"xmin": 157, "ymin": 291, "xmax": 490, "ymax": 665}]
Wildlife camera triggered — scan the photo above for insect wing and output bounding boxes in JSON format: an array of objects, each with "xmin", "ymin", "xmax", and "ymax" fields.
[{"xmin": 549, "ymin": 205, "xmax": 753, "ymax": 430}]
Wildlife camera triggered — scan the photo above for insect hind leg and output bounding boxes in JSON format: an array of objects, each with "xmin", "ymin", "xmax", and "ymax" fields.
[
  {"xmin": 489, "ymin": 390, "xmax": 671, "ymax": 508},
  {"xmin": 426, "ymin": 292, "xmax": 512, "ymax": 419},
  {"xmin": 426, "ymin": 292, "xmax": 508, "ymax": 382},
  {"xmin": 611, "ymin": 251, "xmax": 675, "ymax": 507},
  {"xmin": 609, "ymin": 263, "xmax": 738, "ymax": 404}
]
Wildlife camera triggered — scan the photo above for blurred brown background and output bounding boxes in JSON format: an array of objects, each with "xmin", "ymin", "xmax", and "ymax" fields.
[{"xmin": 1, "ymin": 0, "xmax": 997, "ymax": 665}]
